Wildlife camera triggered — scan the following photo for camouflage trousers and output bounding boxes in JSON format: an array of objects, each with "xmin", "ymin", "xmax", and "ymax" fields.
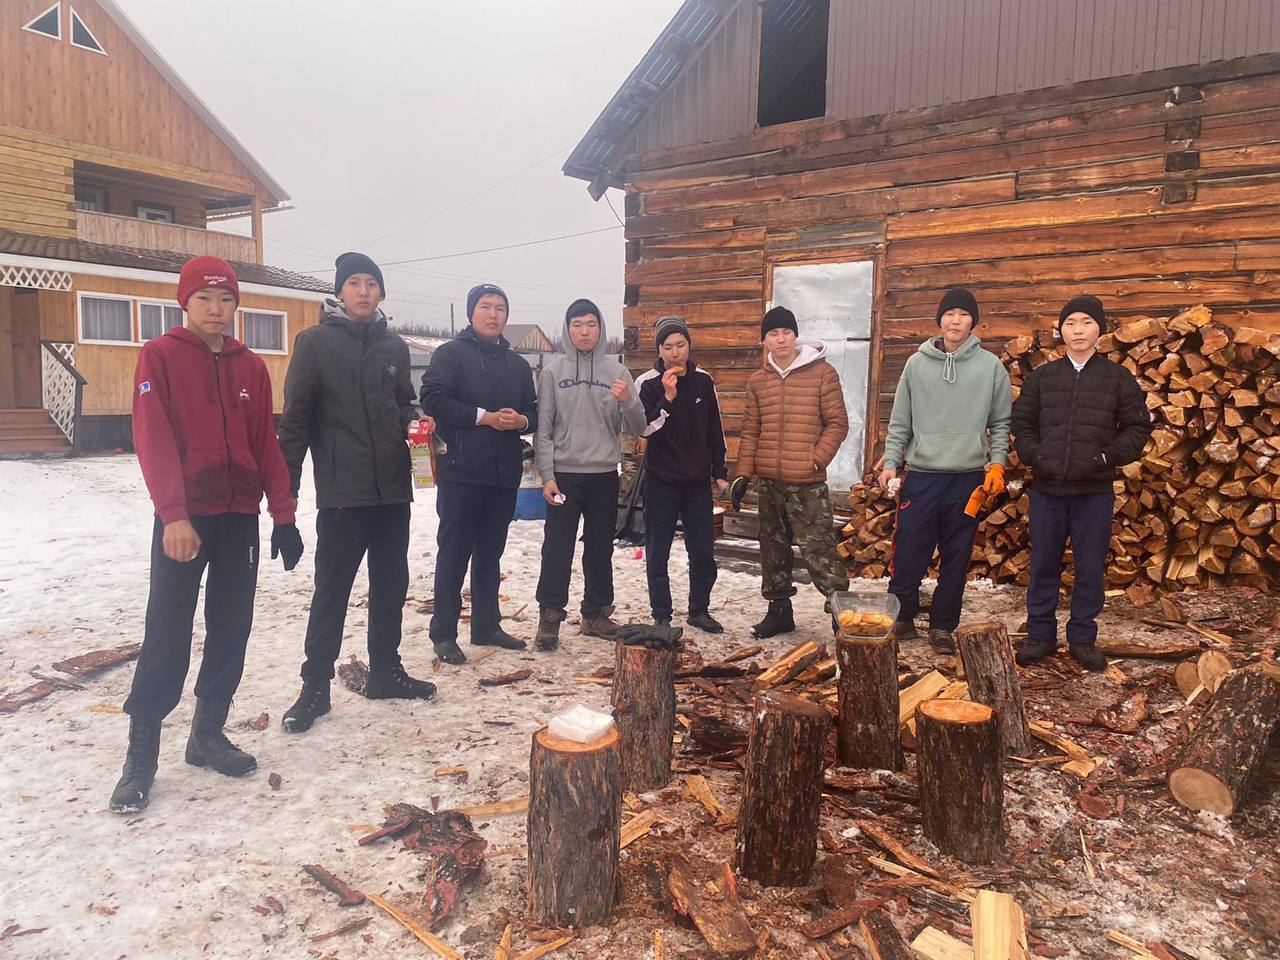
[{"xmin": 756, "ymin": 478, "xmax": 850, "ymax": 602}]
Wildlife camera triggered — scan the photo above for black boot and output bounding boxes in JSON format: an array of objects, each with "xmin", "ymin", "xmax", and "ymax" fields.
[
  {"xmin": 927, "ymin": 627, "xmax": 956, "ymax": 654},
  {"xmin": 580, "ymin": 607, "xmax": 621, "ymax": 639},
  {"xmin": 185, "ymin": 699, "xmax": 256, "ymax": 777},
  {"xmin": 687, "ymin": 610, "xmax": 725, "ymax": 634},
  {"xmin": 1015, "ymin": 638, "xmax": 1058, "ymax": 667},
  {"xmin": 365, "ymin": 663, "xmax": 437, "ymax": 700},
  {"xmin": 751, "ymin": 599, "xmax": 795, "ymax": 639},
  {"xmin": 473, "ymin": 627, "xmax": 527, "ymax": 651},
  {"xmin": 109, "ymin": 716, "xmax": 161, "ymax": 814},
  {"xmin": 434, "ymin": 640, "xmax": 467, "ymax": 665},
  {"xmin": 282, "ymin": 680, "xmax": 331, "ymax": 733},
  {"xmin": 1069, "ymin": 644, "xmax": 1108, "ymax": 672},
  {"xmin": 889, "ymin": 619, "xmax": 919, "ymax": 641},
  {"xmin": 536, "ymin": 607, "xmax": 565, "ymax": 652}
]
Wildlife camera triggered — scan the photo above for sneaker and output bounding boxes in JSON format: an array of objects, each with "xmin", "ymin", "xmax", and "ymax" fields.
[
  {"xmin": 927, "ymin": 628, "xmax": 956, "ymax": 654},
  {"xmin": 580, "ymin": 613, "xmax": 621, "ymax": 639},
  {"xmin": 535, "ymin": 607, "xmax": 565, "ymax": 652},
  {"xmin": 889, "ymin": 619, "xmax": 919, "ymax": 641},
  {"xmin": 473, "ymin": 627, "xmax": 527, "ymax": 651},
  {"xmin": 282, "ymin": 680, "xmax": 331, "ymax": 733},
  {"xmin": 185, "ymin": 699, "xmax": 256, "ymax": 777},
  {"xmin": 751, "ymin": 598, "xmax": 795, "ymax": 639},
  {"xmin": 1015, "ymin": 638, "xmax": 1058, "ymax": 667},
  {"xmin": 1069, "ymin": 644, "xmax": 1107, "ymax": 672},
  {"xmin": 365, "ymin": 663, "xmax": 437, "ymax": 700},
  {"xmin": 687, "ymin": 610, "xmax": 725, "ymax": 634},
  {"xmin": 109, "ymin": 716, "xmax": 161, "ymax": 814},
  {"xmin": 434, "ymin": 640, "xmax": 467, "ymax": 665}
]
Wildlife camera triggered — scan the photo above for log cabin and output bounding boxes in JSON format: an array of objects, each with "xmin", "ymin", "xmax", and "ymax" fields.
[
  {"xmin": 565, "ymin": 0, "xmax": 1280, "ymax": 498},
  {"xmin": 0, "ymin": 0, "xmax": 329, "ymax": 455}
]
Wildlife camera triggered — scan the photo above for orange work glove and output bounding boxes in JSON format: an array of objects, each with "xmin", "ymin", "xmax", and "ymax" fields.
[
  {"xmin": 963, "ymin": 485, "xmax": 987, "ymax": 518},
  {"xmin": 982, "ymin": 462, "xmax": 1006, "ymax": 496}
]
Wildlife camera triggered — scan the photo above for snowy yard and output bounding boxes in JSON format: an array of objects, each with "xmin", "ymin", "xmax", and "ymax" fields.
[{"xmin": 0, "ymin": 456, "xmax": 1276, "ymax": 960}]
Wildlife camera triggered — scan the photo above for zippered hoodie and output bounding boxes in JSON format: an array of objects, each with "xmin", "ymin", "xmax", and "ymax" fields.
[
  {"xmin": 882, "ymin": 333, "xmax": 1012, "ymax": 474},
  {"xmin": 534, "ymin": 317, "xmax": 646, "ymax": 478},
  {"xmin": 133, "ymin": 325, "xmax": 295, "ymax": 525},
  {"xmin": 636, "ymin": 358, "xmax": 728, "ymax": 486}
]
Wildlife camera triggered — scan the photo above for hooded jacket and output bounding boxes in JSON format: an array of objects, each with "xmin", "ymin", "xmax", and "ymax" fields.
[
  {"xmin": 533, "ymin": 318, "xmax": 645, "ymax": 478},
  {"xmin": 420, "ymin": 325, "xmax": 538, "ymax": 488},
  {"xmin": 736, "ymin": 341, "xmax": 849, "ymax": 485},
  {"xmin": 636, "ymin": 358, "xmax": 728, "ymax": 487},
  {"xmin": 277, "ymin": 299, "xmax": 417, "ymax": 508},
  {"xmin": 882, "ymin": 333, "xmax": 1012, "ymax": 474},
  {"xmin": 133, "ymin": 325, "xmax": 295, "ymax": 525}
]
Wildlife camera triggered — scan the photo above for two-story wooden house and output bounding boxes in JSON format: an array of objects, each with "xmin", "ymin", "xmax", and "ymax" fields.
[{"xmin": 0, "ymin": 0, "xmax": 329, "ymax": 455}]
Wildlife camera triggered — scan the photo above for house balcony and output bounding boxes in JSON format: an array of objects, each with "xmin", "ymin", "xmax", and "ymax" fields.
[{"xmin": 76, "ymin": 211, "xmax": 257, "ymax": 264}]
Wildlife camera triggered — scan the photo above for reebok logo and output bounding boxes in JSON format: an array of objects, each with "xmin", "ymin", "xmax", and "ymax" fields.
[{"xmin": 204, "ymin": 274, "xmax": 229, "ymax": 284}]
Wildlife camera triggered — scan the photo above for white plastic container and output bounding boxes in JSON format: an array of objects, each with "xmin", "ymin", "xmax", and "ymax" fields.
[{"xmin": 548, "ymin": 705, "xmax": 615, "ymax": 744}]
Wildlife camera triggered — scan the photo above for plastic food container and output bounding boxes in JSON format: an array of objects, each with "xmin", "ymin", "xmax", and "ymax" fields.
[
  {"xmin": 548, "ymin": 705, "xmax": 614, "ymax": 744},
  {"xmin": 830, "ymin": 591, "xmax": 900, "ymax": 636}
]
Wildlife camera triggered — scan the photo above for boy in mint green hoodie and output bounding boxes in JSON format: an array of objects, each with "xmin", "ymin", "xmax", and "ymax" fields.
[{"xmin": 877, "ymin": 288, "xmax": 1012, "ymax": 652}]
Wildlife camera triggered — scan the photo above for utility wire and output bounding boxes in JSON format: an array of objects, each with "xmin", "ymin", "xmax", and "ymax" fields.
[{"xmin": 367, "ymin": 225, "xmax": 622, "ymax": 268}]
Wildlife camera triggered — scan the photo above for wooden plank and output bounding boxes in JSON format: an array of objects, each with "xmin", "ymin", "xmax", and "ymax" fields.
[
  {"xmin": 366, "ymin": 893, "xmax": 464, "ymax": 960},
  {"xmin": 626, "ymin": 250, "xmax": 764, "ymax": 284}
]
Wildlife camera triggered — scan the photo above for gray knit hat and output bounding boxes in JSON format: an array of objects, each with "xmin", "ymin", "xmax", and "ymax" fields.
[{"xmin": 655, "ymin": 315, "xmax": 690, "ymax": 347}]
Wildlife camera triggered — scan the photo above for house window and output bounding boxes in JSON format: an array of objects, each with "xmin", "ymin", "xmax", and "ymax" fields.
[
  {"xmin": 239, "ymin": 310, "xmax": 287, "ymax": 353},
  {"xmin": 757, "ymin": 0, "xmax": 829, "ymax": 127},
  {"xmin": 768, "ymin": 259, "xmax": 873, "ymax": 486},
  {"xmin": 69, "ymin": 6, "xmax": 105, "ymax": 54},
  {"xmin": 74, "ymin": 185, "xmax": 107, "ymax": 212},
  {"xmin": 79, "ymin": 294, "xmax": 133, "ymax": 343},
  {"xmin": 136, "ymin": 204, "xmax": 175, "ymax": 223},
  {"xmin": 22, "ymin": 2, "xmax": 60, "ymax": 40},
  {"xmin": 139, "ymin": 302, "xmax": 183, "ymax": 341}
]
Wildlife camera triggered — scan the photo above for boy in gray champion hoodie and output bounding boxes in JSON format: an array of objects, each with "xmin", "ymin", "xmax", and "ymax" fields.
[{"xmin": 533, "ymin": 299, "xmax": 647, "ymax": 649}]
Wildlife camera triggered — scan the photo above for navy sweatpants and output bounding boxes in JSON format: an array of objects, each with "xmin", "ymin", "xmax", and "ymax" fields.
[
  {"xmin": 1026, "ymin": 489, "xmax": 1115, "ymax": 648},
  {"xmin": 887, "ymin": 470, "xmax": 983, "ymax": 632},
  {"xmin": 643, "ymin": 477, "xmax": 717, "ymax": 621}
]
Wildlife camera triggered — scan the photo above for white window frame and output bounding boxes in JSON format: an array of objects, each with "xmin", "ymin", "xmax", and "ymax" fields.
[
  {"xmin": 237, "ymin": 308, "xmax": 288, "ymax": 355},
  {"xmin": 68, "ymin": 6, "xmax": 106, "ymax": 55},
  {"xmin": 135, "ymin": 203, "xmax": 174, "ymax": 223},
  {"xmin": 22, "ymin": 2, "xmax": 61, "ymax": 41},
  {"xmin": 77, "ymin": 292, "xmax": 136, "ymax": 346},
  {"xmin": 137, "ymin": 299, "xmax": 183, "ymax": 342}
]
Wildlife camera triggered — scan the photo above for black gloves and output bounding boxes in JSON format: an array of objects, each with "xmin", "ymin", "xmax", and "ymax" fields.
[
  {"xmin": 729, "ymin": 476, "xmax": 749, "ymax": 512},
  {"xmin": 270, "ymin": 523, "xmax": 304, "ymax": 571},
  {"xmin": 616, "ymin": 622, "xmax": 684, "ymax": 650}
]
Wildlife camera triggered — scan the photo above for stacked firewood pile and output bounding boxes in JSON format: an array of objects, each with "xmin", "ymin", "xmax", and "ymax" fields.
[{"xmin": 840, "ymin": 305, "xmax": 1280, "ymax": 590}]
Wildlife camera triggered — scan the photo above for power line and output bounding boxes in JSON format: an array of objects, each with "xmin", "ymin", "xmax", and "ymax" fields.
[
  {"xmin": 378, "ymin": 225, "xmax": 622, "ymax": 267},
  {"xmin": 604, "ymin": 191, "xmax": 625, "ymax": 227}
]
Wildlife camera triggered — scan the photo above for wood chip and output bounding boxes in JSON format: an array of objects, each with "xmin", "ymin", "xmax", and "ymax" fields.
[
  {"xmin": 512, "ymin": 933, "xmax": 574, "ymax": 960},
  {"xmin": 446, "ymin": 796, "xmax": 528, "ymax": 818},
  {"xmin": 367, "ymin": 893, "xmax": 463, "ymax": 960},
  {"xmin": 620, "ymin": 809, "xmax": 660, "ymax": 850},
  {"xmin": 480, "ymin": 668, "xmax": 533, "ymax": 687},
  {"xmin": 684, "ymin": 774, "xmax": 725, "ymax": 818}
]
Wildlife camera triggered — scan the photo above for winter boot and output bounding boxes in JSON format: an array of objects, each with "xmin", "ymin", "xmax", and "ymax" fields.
[
  {"xmin": 1015, "ymin": 638, "xmax": 1057, "ymax": 667},
  {"xmin": 185, "ymin": 699, "xmax": 256, "ymax": 777},
  {"xmin": 687, "ymin": 610, "xmax": 725, "ymax": 634},
  {"xmin": 580, "ymin": 607, "xmax": 621, "ymax": 639},
  {"xmin": 365, "ymin": 663, "xmax": 437, "ymax": 700},
  {"xmin": 889, "ymin": 619, "xmax": 919, "ymax": 641},
  {"xmin": 1069, "ymin": 644, "xmax": 1108, "ymax": 672},
  {"xmin": 434, "ymin": 640, "xmax": 467, "ymax": 665},
  {"xmin": 473, "ymin": 627, "xmax": 527, "ymax": 651},
  {"xmin": 536, "ymin": 607, "xmax": 565, "ymax": 651},
  {"xmin": 109, "ymin": 716, "xmax": 161, "ymax": 814},
  {"xmin": 282, "ymin": 680, "xmax": 331, "ymax": 733},
  {"xmin": 751, "ymin": 599, "xmax": 795, "ymax": 639},
  {"xmin": 927, "ymin": 628, "xmax": 956, "ymax": 654}
]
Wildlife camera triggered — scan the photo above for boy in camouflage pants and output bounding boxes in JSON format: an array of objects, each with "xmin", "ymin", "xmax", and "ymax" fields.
[{"xmin": 733, "ymin": 307, "xmax": 850, "ymax": 638}]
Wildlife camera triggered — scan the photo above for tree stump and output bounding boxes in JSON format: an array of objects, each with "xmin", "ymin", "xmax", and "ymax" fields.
[
  {"xmin": 1168, "ymin": 665, "xmax": 1280, "ymax": 815},
  {"xmin": 612, "ymin": 641, "xmax": 676, "ymax": 791},
  {"xmin": 835, "ymin": 631, "xmax": 902, "ymax": 770},
  {"xmin": 527, "ymin": 726, "xmax": 622, "ymax": 926},
  {"xmin": 916, "ymin": 699, "xmax": 1004, "ymax": 863},
  {"xmin": 955, "ymin": 621, "xmax": 1031, "ymax": 756},
  {"xmin": 734, "ymin": 690, "xmax": 830, "ymax": 887}
]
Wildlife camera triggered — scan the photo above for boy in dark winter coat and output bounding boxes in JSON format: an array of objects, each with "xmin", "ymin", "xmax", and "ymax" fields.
[
  {"xmin": 532, "ymin": 299, "xmax": 646, "ymax": 649},
  {"xmin": 111, "ymin": 256, "xmax": 301, "ymax": 814},
  {"xmin": 278, "ymin": 252, "xmax": 435, "ymax": 734},
  {"xmin": 421, "ymin": 284, "xmax": 538, "ymax": 664},
  {"xmin": 879, "ymin": 288, "xmax": 1012, "ymax": 653},
  {"xmin": 1011, "ymin": 295, "xmax": 1153, "ymax": 670},
  {"xmin": 636, "ymin": 316, "xmax": 729, "ymax": 634}
]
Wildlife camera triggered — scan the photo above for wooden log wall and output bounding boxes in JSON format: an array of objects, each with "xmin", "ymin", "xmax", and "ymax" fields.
[{"xmin": 618, "ymin": 55, "xmax": 1280, "ymax": 478}]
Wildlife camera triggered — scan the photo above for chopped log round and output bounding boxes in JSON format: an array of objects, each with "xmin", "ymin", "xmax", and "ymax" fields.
[
  {"xmin": 735, "ymin": 690, "xmax": 831, "ymax": 887},
  {"xmin": 1168, "ymin": 665, "xmax": 1280, "ymax": 815},
  {"xmin": 612, "ymin": 641, "xmax": 677, "ymax": 791},
  {"xmin": 835, "ymin": 632, "xmax": 903, "ymax": 770},
  {"xmin": 916, "ymin": 699, "xmax": 1004, "ymax": 864},
  {"xmin": 527, "ymin": 726, "xmax": 622, "ymax": 927},
  {"xmin": 955, "ymin": 621, "xmax": 1031, "ymax": 756}
]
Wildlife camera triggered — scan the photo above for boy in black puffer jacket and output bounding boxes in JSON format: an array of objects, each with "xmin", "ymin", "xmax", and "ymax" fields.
[{"xmin": 1010, "ymin": 295, "xmax": 1152, "ymax": 670}]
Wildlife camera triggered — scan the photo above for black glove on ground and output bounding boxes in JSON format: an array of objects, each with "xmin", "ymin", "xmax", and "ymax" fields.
[
  {"xmin": 729, "ymin": 476, "xmax": 749, "ymax": 512},
  {"xmin": 615, "ymin": 622, "xmax": 684, "ymax": 650},
  {"xmin": 271, "ymin": 523, "xmax": 304, "ymax": 571}
]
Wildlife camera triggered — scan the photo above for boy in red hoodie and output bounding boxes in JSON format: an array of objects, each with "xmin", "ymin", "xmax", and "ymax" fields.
[{"xmin": 110, "ymin": 256, "xmax": 302, "ymax": 814}]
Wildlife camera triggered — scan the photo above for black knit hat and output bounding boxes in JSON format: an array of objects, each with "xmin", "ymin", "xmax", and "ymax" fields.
[
  {"xmin": 935, "ymin": 287, "xmax": 979, "ymax": 327},
  {"xmin": 467, "ymin": 283, "xmax": 509, "ymax": 319},
  {"xmin": 334, "ymin": 251, "xmax": 385, "ymax": 297},
  {"xmin": 760, "ymin": 305, "xmax": 798, "ymax": 340},
  {"xmin": 655, "ymin": 315, "xmax": 690, "ymax": 347},
  {"xmin": 1058, "ymin": 295, "xmax": 1107, "ymax": 334},
  {"xmin": 565, "ymin": 298, "xmax": 602, "ymax": 323}
]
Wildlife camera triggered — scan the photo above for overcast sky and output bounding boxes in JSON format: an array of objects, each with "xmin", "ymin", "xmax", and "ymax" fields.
[{"xmin": 117, "ymin": 0, "xmax": 679, "ymax": 339}]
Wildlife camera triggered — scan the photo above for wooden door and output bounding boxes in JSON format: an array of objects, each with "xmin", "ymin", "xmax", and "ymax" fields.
[
  {"xmin": 0, "ymin": 287, "xmax": 15, "ymax": 407},
  {"xmin": 10, "ymin": 289, "xmax": 42, "ymax": 407}
]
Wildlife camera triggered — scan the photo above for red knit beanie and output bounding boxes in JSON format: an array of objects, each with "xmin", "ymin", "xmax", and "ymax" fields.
[{"xmin": 177, "ymin": 256, "xmax": 240, "ymax": 309}]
